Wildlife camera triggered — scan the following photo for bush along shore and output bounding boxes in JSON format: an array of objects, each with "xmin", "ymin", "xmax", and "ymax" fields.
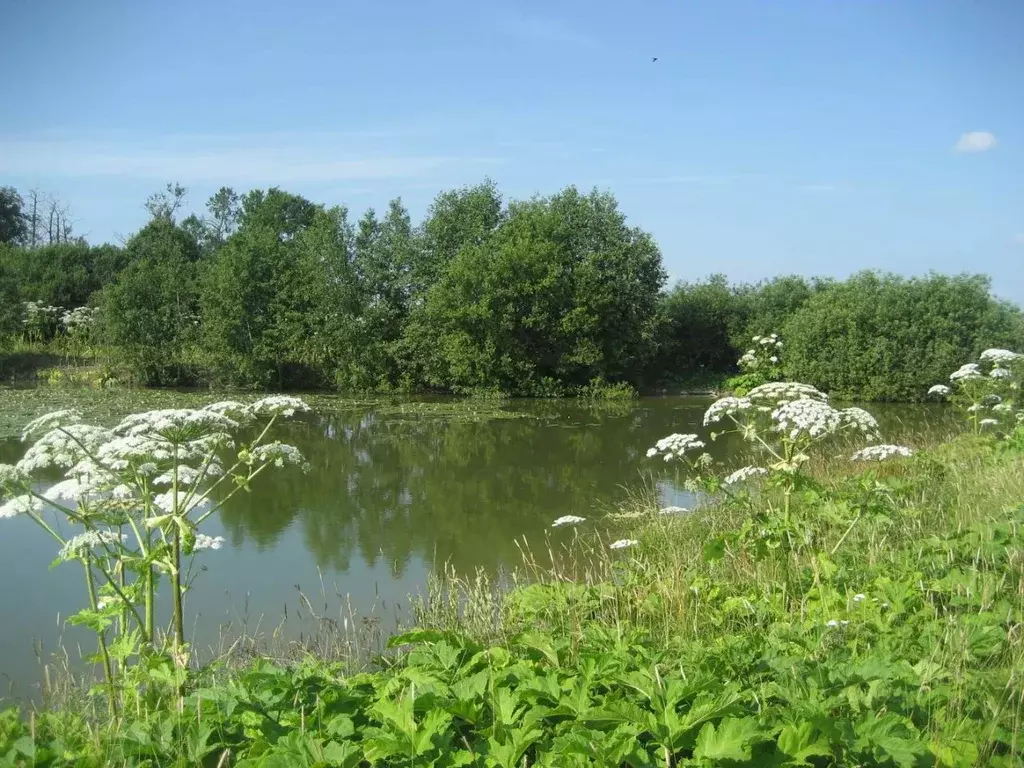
[
  {"xmin": 3, "ymin": 181, "xmax": 1024, "ymax": 400},
  {"xmin": 0, "ymin": 350, "xmax": 1023, "ymax": 766}
]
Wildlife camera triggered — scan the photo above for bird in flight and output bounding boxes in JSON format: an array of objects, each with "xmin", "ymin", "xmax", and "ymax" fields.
[{"xmin": 652, "ymin": 57, "xmax": 658, "ymax": 62}]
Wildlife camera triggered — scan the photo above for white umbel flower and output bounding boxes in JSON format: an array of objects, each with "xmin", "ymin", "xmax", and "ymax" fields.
[
  {"xmin": 850, "ymin": 444, "xmax": 914, "ymax": 461},
  {"xmin": 990, "ymin": 368, "xmax": 1013, "ymax": 379},
  {"xmin": 950, "ymin": 364, "xmax": 984, "ymax": 382},
  {"xmin": 703, "ymin": 397, "xmax": 753, "ymax": 425},
  {"xmin": 746, "ymin": 382, "xmax": 827, "ymax": 403},
  {"xmin": 249, "ymin": 442, "xmax": 308, "ymax": 470},
  {"xmin": 659, "ymin": 506, "xmax": 689, "ymax": 515},
  {"xmin": 648, "ymin": 433, "xmax": 706, "ymax": 460},
  {"xmin": 57, "ymin": 530, "xmax": 126, "ymax": 561},
  {"xmin": 0, "ymin": 463, "xmax": 27, "ymax": 487},
  {"xmin": 979, "ymin": 418, "xmax": 999, "ymax": 427},
  {"xmin": 839, "ymin": 407, "xmax": 880, "ymax": 436},
  {"xmin": 193, "ymin": 533, "xmax": 225, "ymax": 551},
  {"xmin": 927, "ymin": 384, "xmax": 951, "ymax": 397},
  {"xmin": 609, "ymin": 539, "xmax": 638, "ymax": 550},
  {"xmin": 21, "ymin": 409, "xmax": 83, "ymax": 441},
  {"xmin": 552, "ymin": 515, "xmax": 586, "ymax": 527},
  {"xmin": 979, "ymin": 349, "xmax": 1022, "ymax": 365},
  {"xmin": 771, "ymin": 399, "xmax": 842, "ymax": 440},
  {"xmin": 0, "ymin": 494, "xmax": 43, "ymax": 519},
  {"xmin": 723, "ymin": 466, "xmax": 769, "ymax": 485},
  {"xmin": 247, "ymin": 396, "xmax": 310, "ymax": 418}
]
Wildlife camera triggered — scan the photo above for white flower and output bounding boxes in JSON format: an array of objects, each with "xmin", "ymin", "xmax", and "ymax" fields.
[
  {"xmin": 0, "ymin": 463, "xmax": 27, "ymax": 487},
  {"xmin": 552, "ymin": 515, "xmax": 586, "ymax": 527},
  {"xmin": 658, "ymin": 506, "xmax": 689, "ymax": 515},
  {"xmin": 203, "ymin": 401, "xmax": 253, "ymax": 420},
  {"xmin": 152, "ymin": 489, "xmax": 209, "ymax": 515},
  {"xmin": 249, "ymin": 442, "xmax": 308, "ymax": 470},
  {"xmin": 648, "ymin": 433, "xmax": 706, "ymax": 460},
  {"xmin": 979, "ymin": 349, "xmax": 1022, "ymax": 365},
  {"xmin": 21, "ymin": 410, "xmax": 83, "ymax": 441},
  {"xmin": 950, "ymin": 364, "xmax": 984, "ymax": 382},
  {"xmin": 247, "ymin": 396, "xmax": 310, "ymax": 419},
  {"xmin": 57, "ymin": 530, "xmax": 126, "ymax": 561},
  {"xmin": 723, "ymin": 466, "xmax": 769, "ymax": 485},
  {"xmin": 759, "ymin": 337, "xmax": 773, "ymax": 346},
  {"xmin": 769, "ymin": 356, "xmax": 779, "ymax": 363},
  {"xmin": 850, "ymin": 444, "xmax": 914, "ymax": 461},
  {"xmin": 927, "ymin": 384, "xmax": 951, "ymax": 397},
  {"xmin": 0, "ymin": 494, "xmax": 43, "ymax": 519},
  {"xmin": 152, "ymin": 462, "xmax": 222, "ymax": 487},
  {"xmin": 114, "ymin": 409, "xmax": 238, "ymax": 441},
  {"xmin": 990, "ymin": 368, "xmax": 1012, "ymax": 379},
  {"xmin": 992, "ymin": 403, "xmax": 1013, "ymax": 413},
  {"xmin": 17, "ymin": 424, "xmax": 112, "ymax": 473},
  {"xmin": 966, "ymin": 404, "xmax": 984, "ymax": 413},
  {"xmin": 609, "ymin": 539, "xmax": 639, "ymax": 550},
  {"xmin": 825, "ymin": 619, "xmax": 850, "ymax": 628},
  {"xmin": 703, "ymin": 397, "xmax": 753, "ymax": 425},
  {"xmin": 839, "ymin": 407, "xmax": 880, "ymax": 436},
  {"xmin": 752, "ymin": 335, "xmax": 762, "ymax": 343},
  {"xmin": 771, "ymin": 399, "xmax": 842, "ymax": 440},
  {"xmin": 979, "ymin": 418, "xmax": 999, "ymax": 427},
  {"xmin": 645, "ymin": 448, "xmax": 658, "ymax": 458},
  {"xmin": 852, "ymin": 593, "xmax": 866, "ymax": 603},
  {"xmin": 747, "ymin": 382, "xmax": 828, "ymax": 404},
  {"xmin": 193, "ymin": 533, "xmax": 225, "ymax": 551}
]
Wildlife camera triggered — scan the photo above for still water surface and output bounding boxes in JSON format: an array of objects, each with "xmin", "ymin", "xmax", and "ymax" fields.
[{"xmin": 0, "ymin": 395, "xmax": 950, "ymax": 698}]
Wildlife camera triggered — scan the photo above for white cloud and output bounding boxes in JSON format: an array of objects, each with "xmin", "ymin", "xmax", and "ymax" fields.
[
  {"xmin": 0, "ymin": 135, "xmax": 498, "ymax": 183},
  {"xmin": 953, "ymin": 131, "xmax": 997, "ymax": 153}
]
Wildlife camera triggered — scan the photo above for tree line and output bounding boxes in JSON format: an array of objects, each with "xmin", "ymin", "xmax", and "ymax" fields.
[{"xmin": 1, "ymin": 182, "xmax": 1022, "ymax": 401}]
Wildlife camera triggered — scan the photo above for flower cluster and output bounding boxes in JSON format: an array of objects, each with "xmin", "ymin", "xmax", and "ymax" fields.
[
  {"xmin": 723, "ymin": 466, "xmax": 769, "ymax": 486},
  {"xmin": 552, "ymin": 515, "xmax": 586, "ymax": 527},
  {"xmin": 61, "ymin": 306, "xmax": 100, "ymax": 331},
  {"xmin": 646, "ymin": 433, "xmax": 706, "ymax": 462},
  {"xmin": 850, "ymin": 444, "xmax": 913, "ymax": 462},
  {"xmin": 928, "ymin": 348, "xmax": 1023, "ymax": 433},
  {"xmin": 738, "ymin": 334, "xmax": 784, "ymax": 372},
  {"xmin": 609, "ymin": 539, "xmax": 638, "ymax": 550}
]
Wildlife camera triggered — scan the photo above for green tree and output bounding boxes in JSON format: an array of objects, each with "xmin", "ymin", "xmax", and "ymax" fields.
[
  {"xmin": 0, "ymin": 187, "xmax": 27, "ymax": 245},
  {"xmin": 200, "ymin": 189, "xmax": 352, "ymax": 389},
  {"xmin": 410, "ymin": 187, "xmax": 664, "ymax": 394},
  {"xmin": 782, "ymin": 271, "xmax": 1024, "ymax": 401},
  {"xmin": 102, "ymin": 218, "xmax": 202, "ymax": 384}
]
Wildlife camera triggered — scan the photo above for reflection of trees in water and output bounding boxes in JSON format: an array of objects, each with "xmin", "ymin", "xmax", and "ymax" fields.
[{"xmin": 216, "ymin": 400, "xmax": 949, "ymax": 577}]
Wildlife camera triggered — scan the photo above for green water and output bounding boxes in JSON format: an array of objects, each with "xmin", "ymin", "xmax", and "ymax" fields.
[{"xmin": 0, "ymin": 392, "xmax": 953, "ymax": 699}]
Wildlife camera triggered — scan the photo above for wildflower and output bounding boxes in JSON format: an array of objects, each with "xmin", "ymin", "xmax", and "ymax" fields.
[
  {"xmin": 17, "ymin": 424, "xmax": 112, "ymax": 473},
  {"xmin": 852, "ymin": 593, "xmax": 866, "ymax": 603},
  {"xmin": 57, "ymin": 530, "xmax": 126, "ymax": 561},
  {"xmin": 703, "ymin": 397, "xmax": 753, "ymax": 425},
  {"xmin": 658, "ymin": 506, "xmax": 688, "ymax": 515},
  {"xmin": 747, "ymin": 382, "xmax": 828, "ymax": 404},
  {"xmin": 152, "ymin": 489, "xmax": 209, "ymax": 515},
  {"xmin": 839, "ymin": 407, "xmax": 880, "ymax": 436},
  {"xmin": 850, "ymin": 444, "xmax": 914, "ymax": 461},
  {"xmin": 979, "ymin": 418, "xmax": 999, "ymax": 427},
  {"xmin": 752, "ymin": 335, "xmax": 762, "ymax": 343},
  {"xmin": 992, "ymin": 403, "xmax": 1013, "ymax": 413},
  {"xmin": 0, "ymin": 463, "xmax": 27, "ymax": 487},
  {"xmin": 193, "ymin": 534, "xmax": 225, "ymax": 551},
  {"xmin": 152, "ymin": 463, "xmax": 222, "ymax": 487},
  {"xmin": 609, "ymin": 539, "xmax": 638, "ymax": 550},
  {"xmin": 0, "ymin": 494, "xmax": 43, "ymax": 519},
  {"xmin": 723, "ymin": 466, "xmax": 768, "ymax": 485},
  {"xmin": 247, "ymin": 395, "xmax": 311, "ymax": 419},
  {"xmin": 249, "ymin": 442, "xmax": 309, "ymax": 470},
  {"xmin": 990, "ymin": 368, "xmax": 1012, "ymax": 379},
  {"xmin": 21, "ymin": 409, "xmax": 83, "ymax": 440},
  {"xmin": 203, "ymin": 401, "xmax": 252, "ymax": 419},
  {"xmin": 645, "ymin": 448, "xmax": 658, "ymax": 458},
  {"xmin": 114, "ymin": 409, "xmax": 239, "ymax": 442},
  {"xmin": 771, "ymin": 398, "xmax": 842, "ymax": 440},
  {"xmin": 966, "ymin": 404, "xmax": 984, "ymax": 413},
  {"xmin": 826, "ymin": 619, "xmax": 850, "ymax": 628},
  {"xmin": 950, "ymin": 364, "xmax": 984, "ymax": 382},
  {"xmin": 927, "ymin": 384, "xmax": 951, "ymax": 397},
  {"xmin": 769, "ymin": 356, "xmax": 779, "ymax": 363},
  {"xmin": 979, "ymin": 349, "xmax": 1022, "ymax": 365},
  {"xmin": 552, "ymin": 515, "xmax": 586, "ymax": 527},
  {"xmin": 648, "ymin": 434, "xmax": 706, "ymax": 461}
]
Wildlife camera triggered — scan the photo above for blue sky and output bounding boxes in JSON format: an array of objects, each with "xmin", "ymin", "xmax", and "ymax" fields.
[{"xmin": 2, "ymin": 0, "xmax": 1022, "ymax": 301}]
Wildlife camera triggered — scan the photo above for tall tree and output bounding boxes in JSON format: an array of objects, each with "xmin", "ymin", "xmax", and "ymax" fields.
[
  {"xmin": 102, "ymin": 218, "xmax": 202, "ymax": 385},
  {"xmin": 0, "ymin": 187, "xmax": 27, "ymax": 245}
]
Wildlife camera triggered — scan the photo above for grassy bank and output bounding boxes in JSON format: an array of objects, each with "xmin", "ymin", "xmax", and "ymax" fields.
[{"xmin": 2, "ymin": 421, "xmax": 1022, "ymax": 766}]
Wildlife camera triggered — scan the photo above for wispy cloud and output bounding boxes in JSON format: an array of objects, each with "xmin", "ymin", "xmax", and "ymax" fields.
[
  {"xmin": 953, "ymin": 131, "xmax": 997, "ymax": 153},
  {"xmin": 497, "ymin": 13, "xmax": 599, "ymax": 48},
  {"xmin": 0, "ymin": 135, "xmax": 500, "ymax": 183}
]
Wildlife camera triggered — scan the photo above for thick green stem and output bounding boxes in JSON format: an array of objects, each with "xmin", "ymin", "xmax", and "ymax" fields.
[
  {"xmin": 83, "ymin": 558, "xmax": 118, "ymax": 717},
  {"xmin": 171, "ymin": 529, "xmax": 184, "ymax": 649}
]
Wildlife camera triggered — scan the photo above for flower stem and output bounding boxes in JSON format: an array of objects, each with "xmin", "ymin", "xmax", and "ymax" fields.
[{"xmin": 83, "ymin": 557, "xmax": 117, "ymax": 717}]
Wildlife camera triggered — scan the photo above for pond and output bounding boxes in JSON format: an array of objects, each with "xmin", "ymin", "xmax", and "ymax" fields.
[{"xmin": 0, "ymin": 391, "xmax": 954, "ymax": 700}]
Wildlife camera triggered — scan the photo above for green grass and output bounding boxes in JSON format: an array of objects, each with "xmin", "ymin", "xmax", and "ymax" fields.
[{"xmin": 2, "ymin": 430, "xmax": 1023, "ymax": 766}]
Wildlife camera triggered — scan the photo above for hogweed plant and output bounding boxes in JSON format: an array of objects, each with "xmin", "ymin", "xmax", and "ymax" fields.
[
  {"xmin": 726, "ymin": 333, "xmax": 785, "ymax": 394},
  {"xmin": 648, "ymin": 382, "xmax": 914, "ymax": 557},
  {"xmin": 927, "ymin": 348, "xmax": 1024, "ymax": 435},
  {"xmin": 0, "ymin": 396, "xmax": 311, "ymax": 714}
]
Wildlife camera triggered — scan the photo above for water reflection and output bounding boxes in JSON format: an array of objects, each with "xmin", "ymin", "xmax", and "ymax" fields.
[{"xmin": 0, "ymin": 397, "xmax": 954, "ymax": 698}]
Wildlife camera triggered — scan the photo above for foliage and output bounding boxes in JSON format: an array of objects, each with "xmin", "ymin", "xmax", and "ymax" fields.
[
  {"xmin": 926, "ymin": 348, "xmax": 1024, "ymax": 435},
  {"xmin": 0, "ymin": 186, "xmax": 27, "ymax": 245},
  {"xmin": 782, "ymin": 272, "xmax": 1024, "ymax": 401}
]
